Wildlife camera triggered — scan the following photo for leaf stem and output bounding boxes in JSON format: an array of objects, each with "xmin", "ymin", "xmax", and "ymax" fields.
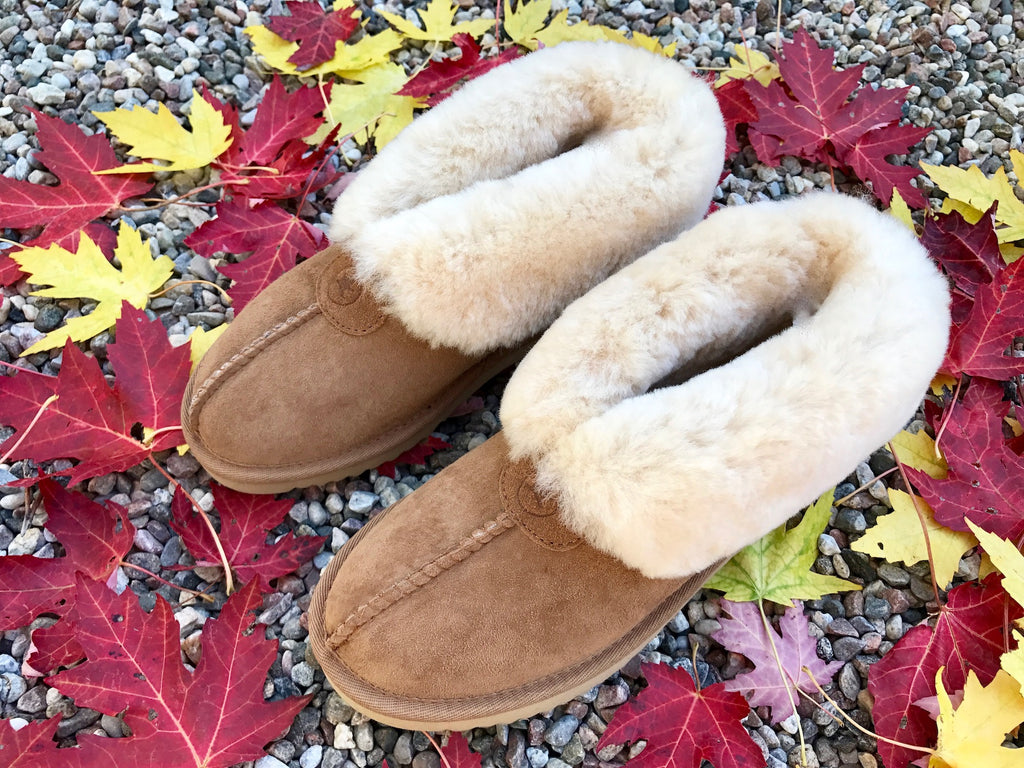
[
  {"xmin": 147, "ymin": 453, "xmax": 236, "ymax": 595},
  {"xmin": 797, "ymin": 665, "xmax": 936, "ymax": 756},
  {"xmin": 118, "ymin": 560, "xmax": 215, "ymax": 603},
  {"xmin": 932, "ymin": 376, "xmax": 963, "ymax": 455},
  {"xmin": 832, "ymin": 466, "xmax": 898, "ymax": 507},
  {"xmin": 888, "ymin": 441, "xmax": 942, "ymax": 606},
  {"xmin": 148, "ymin": 278, "xmax": 230, "ymax": 303},
  {"xmin": 423, "ymin": 731, "xmax": 452, "ymax": 768},
  {"xmin": 0, "ymin": 359, "xmax": 56, "ymax": 378},
  {"xmin": 0, "ymin": 394, "xmax": 58, "ymax": 466},
  {"xmin": 757, "ymin": 600, "xmax": 808, "ymax": 766}
]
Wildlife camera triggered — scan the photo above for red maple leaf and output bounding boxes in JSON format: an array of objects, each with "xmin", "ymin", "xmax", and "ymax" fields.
[
  {"xmin": 48, "ymin": 575, "xmax": 309, "ymax": 766},
  {"xmin": 440, "ymin": 734, "xmax": 482, "ymax": 768},
  {"xmin": 230, "ymin": 77, "xmax": 328, "ymax": 167},
  {"xmin": 24, "ymin": 618, "xmax": 85, "ymax": 677},
  {"xmin": 714, "ymin": 79, "xmax": 758, "ymax": 158},
  {"xmin": 0, "ymin": 479, "xmax": 130, "ymax": 633},
  {"xmin": 0, "ymin": 556, "xmax": 74, "ymax": 632},
  {"xmin": 376, "ymin": 435, "xmax": 452, "ymax": 479},
  {"xmin": 908, "ymin": 379, "xmax": 1024, "ymax": 539},
  {"xmin": 185, "ymin": 199, "xmax": 326, "ymax": 312},
  {"xmin": 170, "ymin": 483, "xmax": 326, "ymax": 585},
  {"xmin": 713, "ymin": 600, "xmax": 841, "ymax": 724},
  {"xmin": 942, "ymin": 257, "xmax": 1024, "ymax": 379},
  {"xmin": 398, "ymin": 34, "xmax": 522, "ymax": 106},
  {"xmin": 265, "ymin": 0, "xmax": 359, "ymax": 70},
  {"xmin": 598, "ymin": 662, "xmax": 763, "ymax": 768},
  {"xmin": 0, "ymin": 305, "xmax": 191, "ymax": 484},
  {"xmin": 0, "ymin": 111, "xmax": 152, "ymax": 247},
  {"xmin": 921, "ymin": 207, "xmax": 1003, "ymax": 298},
  {"xmin": 0, "ymin": 718, "xmax": 80, "ymax": 768},
  {"xmin": 868, "ymin": 575, "xmax": 1020, "ymax": 768},
  {"xmin": 745, "ymin": 30, "xmax": 928, "ymax": 206}
]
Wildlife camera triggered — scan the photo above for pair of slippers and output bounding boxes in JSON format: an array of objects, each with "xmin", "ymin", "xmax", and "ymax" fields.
[{"xmin": 180, "ymin": 41, "xmax": 951, "ymax": 730}]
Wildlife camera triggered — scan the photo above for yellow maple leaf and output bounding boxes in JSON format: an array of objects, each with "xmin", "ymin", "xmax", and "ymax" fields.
[
  {"xmin": 245, "ymin": 24, "xmax": 402, "ymax": 79},
  {"xmin": 966, "ymin": 520, "xmax": 1024, "ymax": 611},
  {"xmin": 921, "ymin": 151, "xmax": 1024, "ymax": 248},
  {"xmin": 715, "ymin": 44, "xmax": 780, "ymax": 87},
  {"xmin": 932, "ymin": 372, "xmax": 958, "ymax": 396},
  {"xmin": 313, "ymin": 63, "xmax": 425, "ymax": 148},
  {"xmin": 889, "ymin": 189, "xmax": 916, "ymax": 232},
  {"xmin": 626, "ymin": 30, "xmax": 677, "ymax": 56},
  {"xmin": 889, "ymin": 428, "xmax": 948, "ymax": 479},
  {"xmin": 12, "ymin": 223, "xmax": 173, "ymax": 355},
  {"xmin": 188, "ymin": 325, "xmax": 227, "ymax": 370},
  {"xmin": 853, "ymin": 490, "xmax": 976, "ymax": 589},
  {"xmin": 930, "ymin": 668, "xmax": 1024, "ymax": 768},
  {"xmin": 93, "ymin": 90, "xmax": 232, "ymax": 173},
  {"xmin": 1001, "ymin": 630, "xmax": 1024, "ymax": 696},
  {"xmin": 533, "ymin": 9, "xmax": 617, "ymax": 48},
  {"xmin": 379, "ymin": 0, "xmax": 492, "ymax": 42},
  {"xmin": 503, "ymin": 0, "xmax": 551, "ymax": 46}
]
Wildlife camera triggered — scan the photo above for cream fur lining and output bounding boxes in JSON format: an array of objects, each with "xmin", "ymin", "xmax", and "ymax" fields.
[
  {"xmin": 501, "ymin": 194, "xmax": 952, "ymax": 579},
  {"xmin": 329, "ymin": 41, "xmax": 725, "ymax": 355}
]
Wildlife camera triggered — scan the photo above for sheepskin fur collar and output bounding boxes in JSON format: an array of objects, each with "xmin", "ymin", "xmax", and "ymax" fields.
[
  {"xmin": 329, "ymin": 41, "xmax": 725, "ymax": 355},
  {"xmin": 501, "ymin": 194, "xmax": 951, "ymax": 579}
]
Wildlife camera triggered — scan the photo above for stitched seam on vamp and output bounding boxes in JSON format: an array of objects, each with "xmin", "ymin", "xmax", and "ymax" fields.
[
  {"xmin": 327, "ymin": 514, "xmax": 516, "ymax": 649},
  {"xmin": 187, "ymin": 304, "xmax": 320, "ymax": 416}
]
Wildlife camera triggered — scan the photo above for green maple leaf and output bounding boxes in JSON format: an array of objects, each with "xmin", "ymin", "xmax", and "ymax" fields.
[{"xmin": 705, "ymin": 490, "xmax": 860, "ymax": 606}]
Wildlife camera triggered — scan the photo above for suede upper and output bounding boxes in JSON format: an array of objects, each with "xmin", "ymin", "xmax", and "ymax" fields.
[
  {"xmin": 183, "ymin": 245, "xmax": 512, "ymax": 492},
  {"xmin": 309, "ymin": 434, "xmax": 716, "ymax": 727}
]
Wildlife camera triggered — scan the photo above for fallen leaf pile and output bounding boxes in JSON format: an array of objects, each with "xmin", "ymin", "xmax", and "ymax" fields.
[{"xmin": 2, "ymin": 5, "xmax": 1024, "ymax": 768}]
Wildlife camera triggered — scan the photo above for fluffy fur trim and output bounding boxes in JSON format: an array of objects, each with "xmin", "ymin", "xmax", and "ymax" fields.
[
  {"xmin": 329, "ymin": 41, "xmax": 725, "ymax": 355},
  {"xmin": 500, "ymin": 193, "xmax": 951, "ymax": 579}
]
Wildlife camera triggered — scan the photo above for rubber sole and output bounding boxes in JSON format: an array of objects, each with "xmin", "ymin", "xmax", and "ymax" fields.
[
  {"xmin": 184, "ymin": 343, "xmax": 528, "ymax": 495},
  {"xmin": 309, "ymin": 509, "xmax": 723, "ymax": 731}
]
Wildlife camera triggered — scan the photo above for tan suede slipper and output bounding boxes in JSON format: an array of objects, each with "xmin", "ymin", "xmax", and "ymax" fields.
[
  {"xmin": 181, "ymin": 41, "xmax": 725, "ymax": 494},
  {"xmin": 308, "ymin": 194, "xmax": 952, "ymax": 730}
]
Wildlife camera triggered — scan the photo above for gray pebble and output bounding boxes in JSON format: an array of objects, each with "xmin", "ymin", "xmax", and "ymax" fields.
[
  {"xmin": 834, "ymin": 508, "xmax": 866, "ymax": 534},
  {"xmin": 544, "ymin": 715, "xmax": 580, "ymax": 748},
  {"xmin": 354, "ymin": 721, "xmax": 374, "ymax": 752},
  {"xmin": 0, "ymin": 672, "xmax": 26, "ymax": 703},
  {"xmin": 347, "ymin": 491, "xmax": 378, "ymax": 514},
  {"xmin": 393, "ymin": 732, "xmax": 414, "ymax": 764},
  {"xmin": 291, "ymin": 661, "xmax": 315, "ymax": 687},
  {"xmin": 817, "ymin": 534, "xmax": 840, "ymax": 556},
  {"xmin": 255, "ymin": 756, "xmax": 288, "ymax": 768},
  {"xmin": 831, "ymin": 637, "xmax": 866, "ymax": 661},
  {"xmin": 324, "ymin": 692, "xmax": 355, "ymax": 725},
  {"xmin": 412, "ymin": 751, "xmax": 441, "ymax": 768},
  {"xmin": 27, "ymin": 82, "xmax": 66, "ymax": 105},
  {"xmin": 321, "ymin": 748, "xmax": 346, "ymax": 768},
  {"xmin": 837, "ymin": 663, "xmax": 860, "ymax": 701},
  {"xmin": 33, "ymin": 304, "xmax": 65, "ymax": 333},
  {"xmin": 17, "ymin": 684, "xmax": 48, "ymax": 714},
  {"xmin": 301, "ymin": 745, "xmax": 324, "ymax": 768},
  {"xmin": 526, "ymin": 747, "xmax": 549, "ymax": 768},
  {"xmin": 877, "ymin": 562, "xmax": 911, "ymax": 587}
]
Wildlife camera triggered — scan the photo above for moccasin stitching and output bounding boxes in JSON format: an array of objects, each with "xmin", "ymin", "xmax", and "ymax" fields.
[
  {"xmin": 186, "ymin": 303, "xmax": 321, "ymax": 418},
  {"xmin": 318, "ymin": 561, "xmax": 723, "ymax": 708},
  {"xmin": 327, "ymin": 514, "xmax": 517, "ymax": 649}
]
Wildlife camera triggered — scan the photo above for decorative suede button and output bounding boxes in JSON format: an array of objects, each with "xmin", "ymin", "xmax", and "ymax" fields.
[
  {"xmin": 500, "ymin": 459, "xmax": 580, "ymax": 551},
  {"xmin": 316, "ymin": 247, "xmax": 385, "ymax": 336}
]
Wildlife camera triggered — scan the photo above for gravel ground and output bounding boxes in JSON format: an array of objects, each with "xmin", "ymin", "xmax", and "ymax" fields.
[{"xmin": 2, "ymin": 0, "xmax": 1023, "ymax": 766}]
